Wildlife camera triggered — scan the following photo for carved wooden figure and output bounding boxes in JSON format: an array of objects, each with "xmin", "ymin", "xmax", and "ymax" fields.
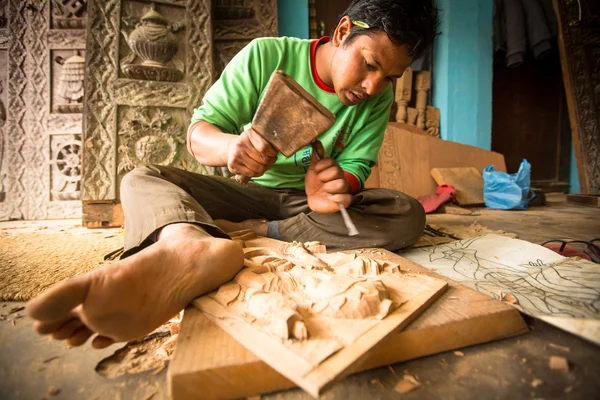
[
  {"xmin": 414, "ymin": 71, "xmax": 431, "ymax": 130},
  {"xmin": 425, "ymin": 105, "xmax": 440, "ymax": 138},
  {"xmin": 394, "ymin": 67, "xmax": 413, "ymax": 123}
]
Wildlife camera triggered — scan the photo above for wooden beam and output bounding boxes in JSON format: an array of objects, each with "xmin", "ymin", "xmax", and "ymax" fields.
[{"xmin": 82, "ymin": 201, "xmax": 123, "ymax": 228}]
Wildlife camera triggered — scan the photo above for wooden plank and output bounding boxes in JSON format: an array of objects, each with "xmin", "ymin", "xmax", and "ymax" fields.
[
  {"xmin": 430, "ymin": 167, "xmax": 484, "ymax": 206},
  {"xmin": 376, "ymin": 123, "xmax": 506, "ymax": 198},
  {"xmin": 170, "ymin": 250, "xmax": 528, "ymax": 399},
  {"xmin": 190, "ymin": 256, "xmax": 447, "ymax": 398},
  {"xmin": 566, "ymin": 194, "xmax": 600, "ymax": 208},
  {"xmin": 82, "ymin": 201, "xmax": 123, "ymax": 228}
]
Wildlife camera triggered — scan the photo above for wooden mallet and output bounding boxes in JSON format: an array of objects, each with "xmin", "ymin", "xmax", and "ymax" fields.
[{"xmin": 235, "ymin": 70, "xmax": 359, "ymax": 236}]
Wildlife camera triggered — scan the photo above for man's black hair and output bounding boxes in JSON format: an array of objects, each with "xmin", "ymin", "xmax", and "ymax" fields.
[{"xmin": 333, "ymin": 0, "xmax": 440, "ymax": 59}]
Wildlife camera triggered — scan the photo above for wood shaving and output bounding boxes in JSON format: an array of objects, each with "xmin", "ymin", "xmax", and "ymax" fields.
[
  {"xmin": 43, "ymin": 356, "xmax": 60, "ymax": 364},
  {"xmin": 531, "ymin": 378, "xmax": 543, "ymax": 388},
  {"xmin": 370, "ymin": 378, "xmax": 385, "ymax": 389},
  {"xmin": 564, "ymin": 386, "xmax": 573, "ymax": 393},
  {"xmin": 549, "ymin": 356, "xmax": 569, "ymax": 371},
  {"xmin": 140, "ymin": 391, "xmax": 156, "ymax": 400},
  {"xmin": 48, "ymin": 386, "xmax": 59, "ymax": 396},
  {"xmin": 394, "ymin": 374, "xmax": 422, "ymax": 394},
  {"xmin": 548, "ymin": 343, "xmax": 570, "ymax": 352},
  {"xmin": 453, "ymin": 351, "xmax": 464, "ymax": 357},
  {"xmin": 9, "ymin": 306, "xmax": 25, "ymax": 314}
]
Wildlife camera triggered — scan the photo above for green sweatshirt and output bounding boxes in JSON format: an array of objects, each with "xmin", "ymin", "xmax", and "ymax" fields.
[{"xmin": 189, "ymin": 36, "xmax": 393, "ymax": 190}]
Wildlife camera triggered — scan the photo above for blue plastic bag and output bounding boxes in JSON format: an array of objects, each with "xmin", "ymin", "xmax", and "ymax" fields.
[{"xmin": 483, "ymin": 159, "xmax": 534, "ymax": 210}]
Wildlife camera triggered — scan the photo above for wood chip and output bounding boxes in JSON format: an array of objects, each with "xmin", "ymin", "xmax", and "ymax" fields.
[
  {"xmin": 548, "ymin": 343, "xmax": 570, "ymax": 352},
  {"xmin": 531, "ymin": 378, "xmax": 543, "ymax": 388},
  {"xmin": 152, "ymin": 363, "xmax": 166, "ymax": 376},
  {"xmin": 43, "ymin": 356, "xmax": 60, "ymax": 364},
  {"xmin": 48, "ymin": 386, "xmax": 59, "ymax": 396},
  {"xmin": 140, "ymin": 392, "xmax": 156, "ymax": 400},
  {"xmin": 564, "ymin": 386, "xmax": 573, "ymax": 393},
  {"xmin": 9, "ymin": 306, "xmax": 25, "ymax": 314},
  {"xmin": 394, "ymin": 374, "xmax": 422, "ymax": 394},
  {"xmin": 549, "ymin": 356, "xmax": 569, "ymax": 371},
  {"xmin": 501, "ymin": 292, "xmax": 517, "ymax": 304},
  {"xmin": 453, "ymin": 351, "xmax": 464, "ymax": 357},
  {"xmin": 370, "ymin": 378, "xmax": 385, "ymax": 389}
]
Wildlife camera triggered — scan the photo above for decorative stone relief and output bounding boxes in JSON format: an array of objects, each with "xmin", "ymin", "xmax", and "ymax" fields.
[
  {"xmin": 50, "ymin": 134, "xmax": 82, "ymax": 201},
  {"xmin": 117, "ymin": 107, "xmax": 185, "ymax": 174},
  {"xmin": 0, "ymin": 51, "xmax": 6, "ymax": 202},
  {"xmin": 52, "ymin": 50, "xmax": 85, "ymax": 113},
  {"xmin": 213, "ymin": 0, "xmax": 277, "ymax": 76},
  {"xmin": 83, "ymin": 0, "xmax": 214, "ymax": 201},
  {"xmin": 120, "ymin": 2, "xmax": 185, "ymax": 82},
  {"xmin": 51, "ymin": 0, "xmax": 87, "ymax": 29}
]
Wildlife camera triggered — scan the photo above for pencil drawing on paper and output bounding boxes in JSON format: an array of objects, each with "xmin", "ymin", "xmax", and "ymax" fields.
[{"xmin": 413, "ymin": 236, "xmax": 600, "ymax": 320}]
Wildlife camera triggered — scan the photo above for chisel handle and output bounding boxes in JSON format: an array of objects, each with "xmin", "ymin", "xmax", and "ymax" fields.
[{"xmin": 235, "ymin": 174, "xmax": 251, "ymax": 185}]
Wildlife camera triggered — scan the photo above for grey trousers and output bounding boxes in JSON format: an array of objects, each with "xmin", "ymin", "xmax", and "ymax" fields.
[{"xmin": 119, "ymin": 165, "xmax": 425, "ymax": 256}]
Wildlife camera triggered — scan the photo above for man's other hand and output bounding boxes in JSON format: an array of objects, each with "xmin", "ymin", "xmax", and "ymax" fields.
[
  {"xmin": 227, "ymin": 127, "xmax": 278, "ymax": 177},
  {"xmin": 305, "ymin": 141, "xmax": 352, "ymax": 213}
]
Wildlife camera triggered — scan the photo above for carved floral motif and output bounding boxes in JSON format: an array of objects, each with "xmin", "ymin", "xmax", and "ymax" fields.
[{"xmin": 117, "ymin": 108, "xmax": 185, "ymax": 175}]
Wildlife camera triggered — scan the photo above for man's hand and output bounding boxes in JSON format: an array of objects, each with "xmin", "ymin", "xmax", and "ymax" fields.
[
  {"xmin": 305, "ymin": 141, "xmax": 352, "ymax": 213},
  {"xmin": 227, "ymin": 127, "xmax": 278, "ymax": 177}
]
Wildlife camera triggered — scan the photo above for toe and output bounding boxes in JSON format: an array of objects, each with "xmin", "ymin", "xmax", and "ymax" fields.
[
  {"xmin": 52, "ymin": 318, "xmax": 84, "ymax": 340},
  {"xmin": 27, "ymin": 275, "xmax": 90, "ymax": 322},
  {"xmin": 92, "ymin": 335, "xmax": 115, "ymax": 349},
  {"xmin": 67, "ymin": 327, "xmax": 95, "ymax": 347}
]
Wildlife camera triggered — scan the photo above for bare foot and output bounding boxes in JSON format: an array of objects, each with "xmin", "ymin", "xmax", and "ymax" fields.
[
  {"xmin": 214, "ymin": 218, "xmax": 269, "ymax": 236},
  {"xmin": 26, "ymin": 224, "xmax": 243, "ymax": 348}
]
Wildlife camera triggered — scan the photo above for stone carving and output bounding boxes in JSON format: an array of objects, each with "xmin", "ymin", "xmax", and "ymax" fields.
[
  {"xmin": 51, "ymin": 0, "xmax": 87, "ymax": 29},
  {"xmin": 213, "ymin": 0, "xmax": 278, "ymax": 76},
  {"xmin": 50, "ymin": 135, "xmax": 81, "ymax": 201},
  {"xmin": 120, "ymin": 3, "xmax": 185, "ymax": 82},
  {"xmin": 54, "ymin": 52, "xmax": 85, "ymax": 113},
  {"xmin": 117, "ymin": 108, "xmax": 185, "ymax": 175},
  {"xmin": 0, "ymin": 80, "xmax": 5, "ymax": 128},
  {"xmin": 0, "ymin": 0, "xmax": 7, "ymax": 29},
  {"xmin": 47, "ymin": 29, "xmax": 86, "ymax": 49}
]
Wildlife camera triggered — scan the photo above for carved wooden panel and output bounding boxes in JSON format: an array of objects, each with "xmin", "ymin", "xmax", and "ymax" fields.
[
  {"xmin": 0, "ymin": 0, "xmax": 86, "ymax": 221},
  {"xmin": 82, "ymin": 0, "xmax": 214, "ymax": 201},
  {"xmin": 555, "ymin": 0, "xmax": 600, "ymax": 194}
]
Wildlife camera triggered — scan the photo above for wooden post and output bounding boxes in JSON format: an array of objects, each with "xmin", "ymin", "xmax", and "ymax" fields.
[
  {"xmin": 415, "ymin": 71, "xmax": 431, "ymax": 130},
  {"xmin": 394, "ymin": 67, "xmax": 413, "ymax": 123}
]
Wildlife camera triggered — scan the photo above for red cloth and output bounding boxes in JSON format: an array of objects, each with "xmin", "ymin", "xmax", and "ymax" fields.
[{"xmin": 416, "ymin": 185, "xmax": 457, "ymax": 213}]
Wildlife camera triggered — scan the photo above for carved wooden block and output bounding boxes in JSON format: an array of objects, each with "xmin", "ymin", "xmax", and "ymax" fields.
[
  {"xmin": 415, "ymin": 71, "xmax": 431, "ymax": 130},
  {"xmin": 394, "ymin": 67, "xmax": 413, "ymax": 123},
  {"xmin": 192, "ymin": 240, "xmax": 447, "ymax": 397},
  {"xmin": 425, "ymin": 105, "xmax": 440, "ymax": 138},
  {"xmin": 407, "ymin": 107, "xmax": 418, "ymax": 126}
]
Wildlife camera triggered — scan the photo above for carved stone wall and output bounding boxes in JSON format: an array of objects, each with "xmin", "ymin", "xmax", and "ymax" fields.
[
  {"xmin": 0, "ymin": 0, "xmax": 86, "ymax": 220},
  {"xmin": 213, "ymin": 0, "xmax": 278, "ymax": 76},
  {"xmin": 0, "ymin": 0, "xmax": 278, "ymax": 219},
  {"xmin": 82, "ymin": 0, "xmax": 278, "ymax": 202}
]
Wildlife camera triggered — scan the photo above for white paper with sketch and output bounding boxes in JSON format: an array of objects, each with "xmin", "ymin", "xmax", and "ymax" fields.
[{"xmin": 401, "ymin": 234, "xmax": 600, "ymax": 345}]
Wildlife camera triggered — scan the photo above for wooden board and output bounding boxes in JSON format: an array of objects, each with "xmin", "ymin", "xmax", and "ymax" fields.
[
  {"xmin": 566, "ymin": 194, "xmax": 600, "ymax": 208},
  {"xmin": 376, "ymin": 123, "xmax": 506, "ymax": 198},
  {"xmin": 430, "ymin": 167, "xmax": 484, "ymax": 206},
  {"xmin": 169, "ymin": 249, "xmax": 528, "ymax": 400}
]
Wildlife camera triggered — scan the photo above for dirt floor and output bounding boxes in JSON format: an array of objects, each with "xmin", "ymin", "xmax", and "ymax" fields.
[{"xmin": 1, "ymin": 195, "xmax": 599, "ymax": 400}]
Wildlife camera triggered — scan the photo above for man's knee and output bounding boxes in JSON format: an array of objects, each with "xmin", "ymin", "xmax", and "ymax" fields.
[
  {"xmin": 373, "ymin": 189, "xmax": 425, "ymax": 250},
  {"xmin": 120, "ymin": 166, "xmax": 161, "ymax": 194}
]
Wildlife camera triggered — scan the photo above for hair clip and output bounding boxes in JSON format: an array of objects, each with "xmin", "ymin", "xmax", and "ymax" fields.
[{"xmin": 352, "ymin": 20, "xmax": 370, "ymax": 29}]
